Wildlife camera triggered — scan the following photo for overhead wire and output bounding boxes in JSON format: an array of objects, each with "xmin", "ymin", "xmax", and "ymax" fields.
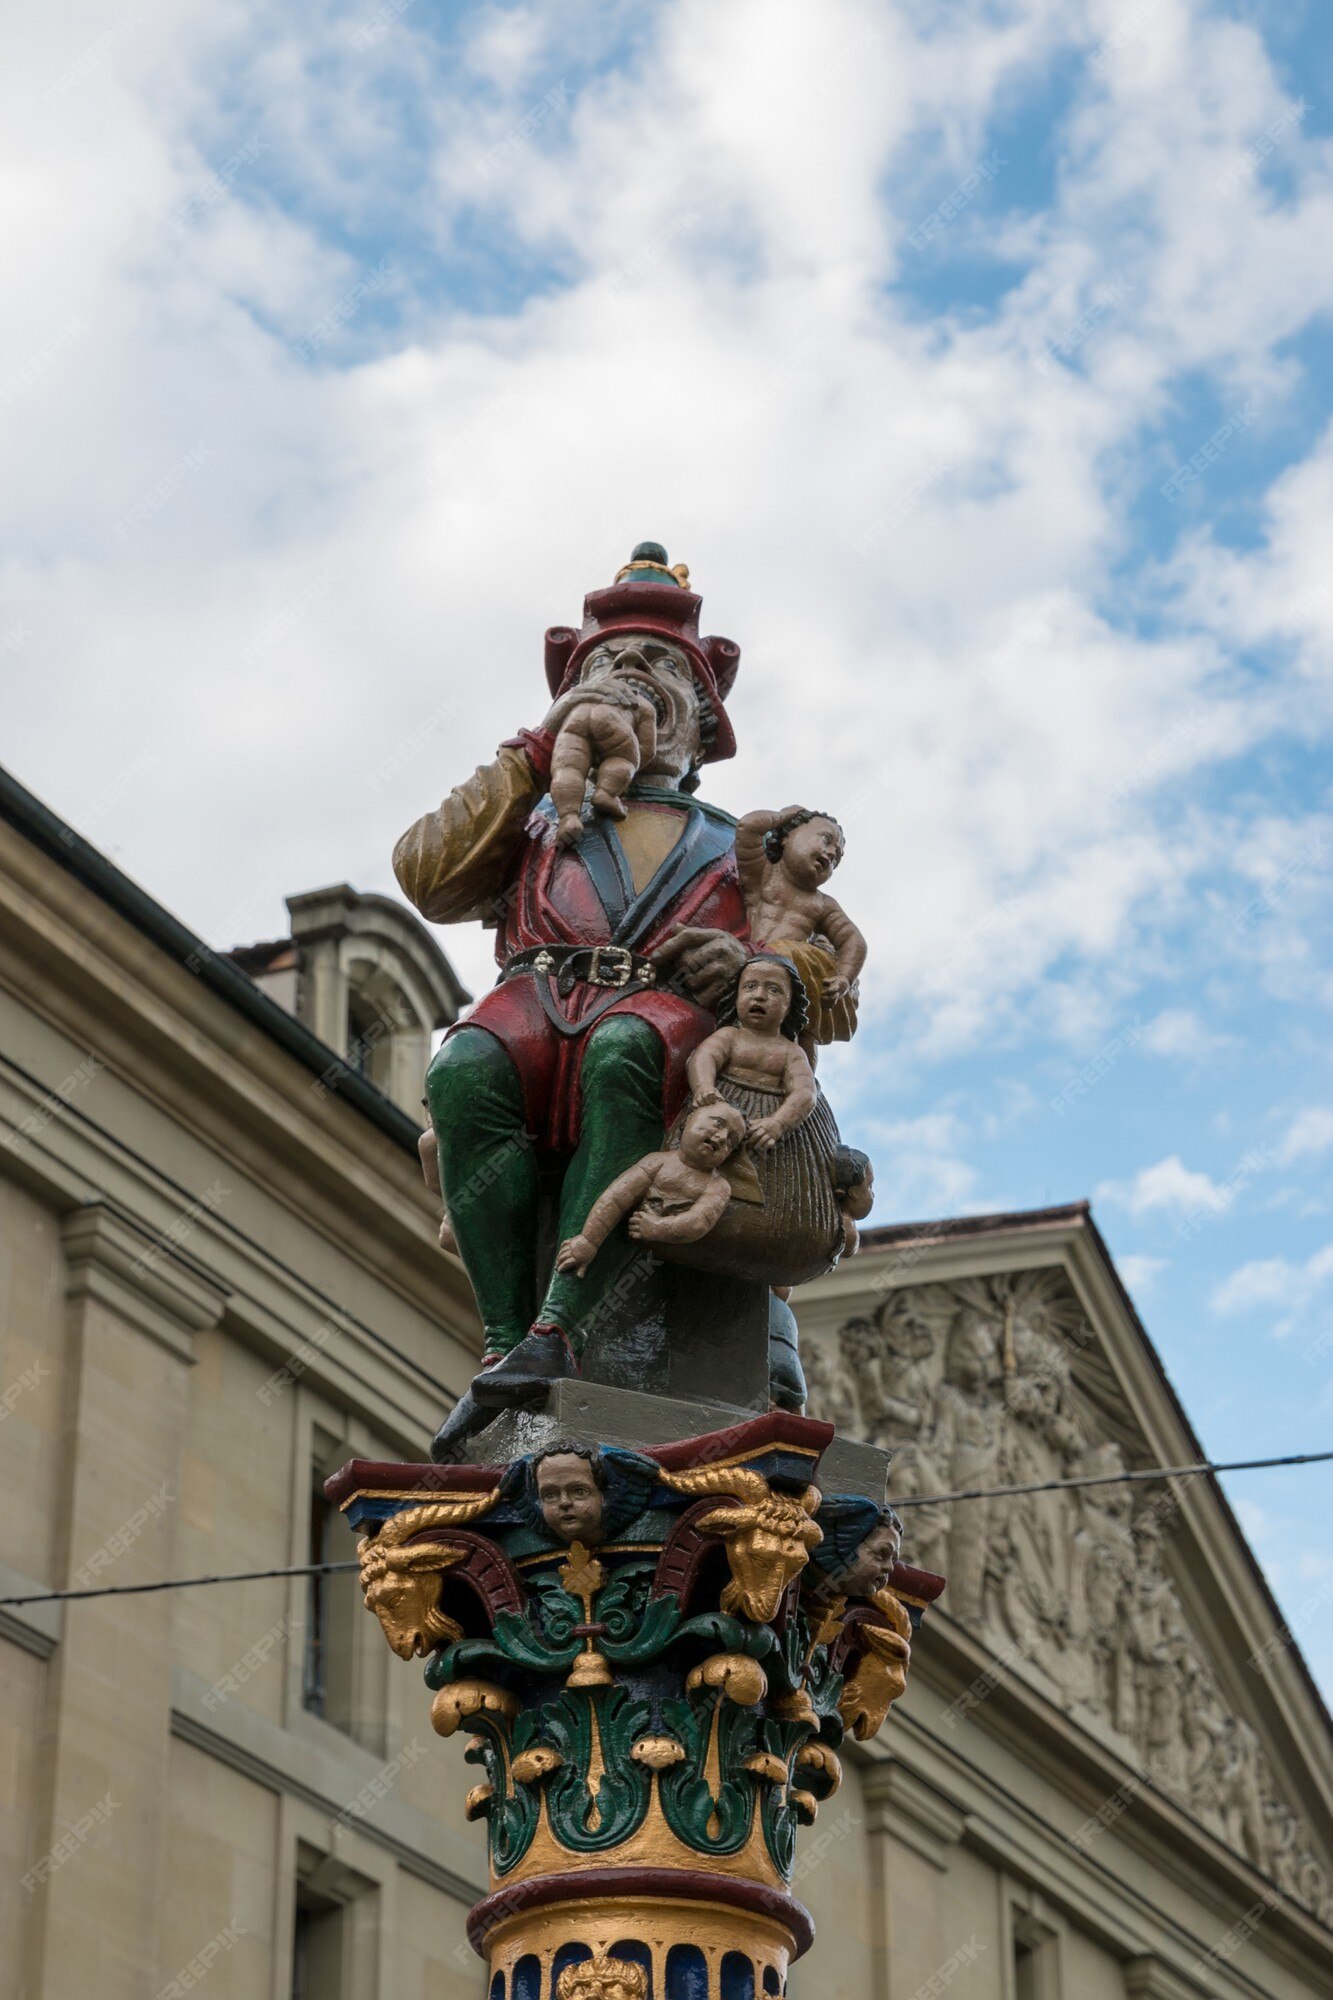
[
  {"xmin": 889, "ymin": 1446, "xmax": 1333, "ymax": 1508},
  {"xmin": 2, "ymin": 1447, "xmax": 1328, "ymax": 1609}
]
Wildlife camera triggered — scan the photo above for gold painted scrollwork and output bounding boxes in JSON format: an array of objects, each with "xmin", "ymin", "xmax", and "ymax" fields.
[
  {"xmin": 684, "ymin": 1652, "xmax": 768, "ymax": 1705},
  {"xmin": 555, "ymin": 1957, "xmax": 649, "ymax": 2000},
  {"xmin": 657, "ymin": 1465, "xmax": 822, "ymax": 1621},
  {"xmin": 429, "ymin": 1679, "xmax": 519, "ymax": 1737}
]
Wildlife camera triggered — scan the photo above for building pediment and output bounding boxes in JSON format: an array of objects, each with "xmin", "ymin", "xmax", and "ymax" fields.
[{"xmin": 799, "ymin": 1210, "xmax": 1333, "ymax": 1928}]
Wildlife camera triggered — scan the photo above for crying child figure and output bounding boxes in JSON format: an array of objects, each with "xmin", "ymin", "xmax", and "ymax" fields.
[
  {"xmin": 548, "ymin": 686, "xmax": 659, "ymax": 847},
  {"xmin": 687, "ymin": 954, "xmax": 817, "ymax": 1153},
  {"xmin": 735, "ymin": 807, "xmax": 866, "ymax": 1048}
]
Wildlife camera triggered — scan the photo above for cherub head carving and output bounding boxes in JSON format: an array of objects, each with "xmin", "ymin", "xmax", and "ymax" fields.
[{"xmin": 534, "ymin": 1444, "xmax": 607, "ymax": 1545}]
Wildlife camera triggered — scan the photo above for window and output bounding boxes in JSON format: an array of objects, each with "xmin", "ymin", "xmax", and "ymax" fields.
[
  {"xmin": 1011, "ymin": 1911, "xmax": 1059, "ymax": 2000},
  {"xmin": 346, "ymin": 994, "xmax": 386, "ymax": 1083},
  {"xmin": 292, "ymin": 1884, "xmax": 344, "ymax": 2000},
  {"xmin": 1014, "ymin": 1937, "xmax": 1038, "ymax": 2000},
  {"xmin": 302, "ymin": 1456, "xmax": 377, "ymax": 1739},
  {"xmin": 303, "ymin": 1466, "xmax": 334, "ymax": 1717},
  {"xmin": 290, "ymin": 1848, "xmax": 379, "ymax": 2000}
]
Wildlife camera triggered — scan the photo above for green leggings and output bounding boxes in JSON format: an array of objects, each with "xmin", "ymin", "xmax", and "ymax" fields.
[{"xmin": 426, "ymin": 1016, "xmax": 667, "ymax": 1357}]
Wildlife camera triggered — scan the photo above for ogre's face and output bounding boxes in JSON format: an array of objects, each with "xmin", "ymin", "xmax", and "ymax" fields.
[
  {"xmin": 535, "ymin": 1451, "xmax": 605, "ymax": 1544},
  {"xmin": 578, "ymin": 635, "xmax": 701, "ymax": 781}
]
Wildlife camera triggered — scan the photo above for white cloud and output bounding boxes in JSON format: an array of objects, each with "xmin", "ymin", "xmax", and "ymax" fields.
[
  {"xmin": 1211, "ymin": 1243, "xmax": 1333, "ymax": 1318},
  {"xmin": 1140, "ymin": 1009, "xmax": 1232, "ymax": 1061},
  {"xmin": 1278, "ymin": 1107, "xmax": 1333, "ymax": 1164},
  {"xmin": 1116, "ymin": 1252, "xmax": 1166, "ymax": 1295},
  {"xmin": 1098, "ymin": 1154, "xmax": 1233, "ymax": 1217},
  {"xmin": 859, "ymin": 1110, "xmax": 979, "ymax": 1219},
  {"xmin": 0, "ymin": 0, "xmax": 1328, "ymax": 1059}
]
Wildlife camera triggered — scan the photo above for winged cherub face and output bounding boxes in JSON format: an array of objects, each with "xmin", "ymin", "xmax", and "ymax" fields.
[{"xmin": 535, "ymin": 1451, "xmax": 605, "ymax": 1545}]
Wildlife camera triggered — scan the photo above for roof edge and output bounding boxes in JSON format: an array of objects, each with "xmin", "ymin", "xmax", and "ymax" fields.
[
  {"xmin": 0, "ymin": 762, "xmax": 422, "ymax": 1156},
  {"xmin": 859, "ymin": 1200, "xmax": 1090, "ymax": 1248}
]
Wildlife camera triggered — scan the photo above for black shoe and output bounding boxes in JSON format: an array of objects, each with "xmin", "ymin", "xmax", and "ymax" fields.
[
  {"xmin": 429, "ymin": 1384, "xmax": 484, "ymax": 1463},
  {"xmin": 471, "ymin": 1326, "xmax": 580, "ymax": 1411}
]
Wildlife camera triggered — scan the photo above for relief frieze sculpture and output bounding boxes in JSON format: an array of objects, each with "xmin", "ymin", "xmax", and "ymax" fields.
[{"xmin": 803, "ymin": 1267, "xmax": 1332, "ymax": 1923}]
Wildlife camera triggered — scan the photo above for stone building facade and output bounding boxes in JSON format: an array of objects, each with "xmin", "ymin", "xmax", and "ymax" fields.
[{"xmin": 1, "ymin": 760, "xmax": 1331, "ymax": 1999}]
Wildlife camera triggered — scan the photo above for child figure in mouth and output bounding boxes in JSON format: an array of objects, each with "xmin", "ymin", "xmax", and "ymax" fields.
[
  {"xmin": 735, "ymin": 807, "xmax": 866, "ymax": 1048},
  {"xmin": 687, "ymin": 954, "xmax": 817, "ymax": 1153},
  {"xmin": 547, "ymin": 686, "xmax": 659, "ymax": 847},
  {"xmin": 555, "ymin": 1099, "xmax": 748, "ymax": 1276}
]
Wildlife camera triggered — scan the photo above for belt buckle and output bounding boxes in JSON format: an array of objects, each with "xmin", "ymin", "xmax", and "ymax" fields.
[{"xmin": 588, "ymin": 945, "xmax": 634, "ymax": 988}]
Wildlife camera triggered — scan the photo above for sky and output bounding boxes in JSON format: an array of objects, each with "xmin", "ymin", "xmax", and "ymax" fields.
[{"xmin": 3, "ymin": 0, "xmax": 1332, "ymax": 1694}]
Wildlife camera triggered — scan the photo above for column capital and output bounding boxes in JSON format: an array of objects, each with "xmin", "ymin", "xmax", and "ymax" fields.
[{"xmin": 62, "ymin": 1199, "xmax": 229, "ymax": 1362}]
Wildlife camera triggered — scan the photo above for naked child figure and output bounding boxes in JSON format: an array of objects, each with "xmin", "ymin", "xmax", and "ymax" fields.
[
  {"xmin": 555, "ymin": 1099, "xmax": 748, "ymax": 1277},
  {"xmin": 547, "ymin": 683, "xmax": 659, "ymax": 846},
  {"xmin": 687, "ymin": 954, "xmax": 817, "ymax": 1152},
  {"xmin": 736, "ymin": 806, "xmax": 867, "ymax": 1050}
]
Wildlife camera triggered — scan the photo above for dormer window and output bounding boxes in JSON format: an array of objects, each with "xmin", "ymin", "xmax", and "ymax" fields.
[{"xmin": 229, "ymin": 883, "xmax": 469, "ymax": 1118}]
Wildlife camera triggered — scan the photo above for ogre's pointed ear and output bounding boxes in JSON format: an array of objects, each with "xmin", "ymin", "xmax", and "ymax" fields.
[
  {"xmin": 545, "ymin": 626, "xmax": 578, "ymax": 698},
  {"xmin": 703, "ymin": 633, "xmax": 740, "ymax": 700}
]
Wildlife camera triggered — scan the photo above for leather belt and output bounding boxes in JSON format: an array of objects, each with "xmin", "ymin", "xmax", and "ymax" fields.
[{"xmin": 503, "ymin": 944, "xmax": 658, "ymax": 997}]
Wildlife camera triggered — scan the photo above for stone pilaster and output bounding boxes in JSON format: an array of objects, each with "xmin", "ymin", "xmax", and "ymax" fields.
[
  {"xmin": 26, "ymin": 1202, "xmax": 227, "ymax": 2000},
  {"xmin": 862, "ymin": 1757, "xmax": 969, "ymax": 2000}
]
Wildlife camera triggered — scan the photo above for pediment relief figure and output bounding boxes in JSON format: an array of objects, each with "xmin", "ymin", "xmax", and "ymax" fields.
[{"xmin": 803, "ymin": 1266, "xmax": 1332, "ymax": 1925}]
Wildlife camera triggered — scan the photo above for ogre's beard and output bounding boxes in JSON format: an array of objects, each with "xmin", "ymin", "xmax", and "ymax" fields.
[{"xmin": 577, "ymin": 636, "xmax": 702, "ymax": 785}]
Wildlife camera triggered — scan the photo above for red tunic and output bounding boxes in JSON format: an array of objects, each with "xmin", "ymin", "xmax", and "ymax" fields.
[{"xmin": 453, "ymin": 794, "xmax": 749, "ymax": 1154}]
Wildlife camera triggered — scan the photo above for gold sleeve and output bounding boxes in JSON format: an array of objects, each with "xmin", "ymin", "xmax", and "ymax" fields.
[
  {"xmin": 784, "ymin": 941, "xmax": 860, "ymax": 1045},
  {"xmin": 392, "ymin": 746, "xmax": 541, "ymax": 925}
]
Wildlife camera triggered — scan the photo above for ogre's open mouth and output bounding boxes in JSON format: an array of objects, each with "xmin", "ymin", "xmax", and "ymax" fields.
[{"xmin": 611, "ymin": 667, "xmax": 670, "ymax": 722}]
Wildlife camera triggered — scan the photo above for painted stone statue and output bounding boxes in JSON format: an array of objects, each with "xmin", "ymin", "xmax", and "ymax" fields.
[
  {"xmin": 335, "ymin": 553, "xmax": 942, "ymax": 2000},
  {"xmin": 395, "ymin": 545, "xmax": 868, "ymax": 1455}
]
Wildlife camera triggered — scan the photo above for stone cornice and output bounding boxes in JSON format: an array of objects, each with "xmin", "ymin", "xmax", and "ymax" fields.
[
  {"xmin": 62, "ymin": 1200, "xmax": 229, "ymax": 1360},
  {"xmin": 866, "ymin": 1694, "xmax": 1332, "ymax": 1995},
  {"xmin": 1124, "ymin": 1957, "xmax": 1211, "ymax": 2000},
  {"xmin": 0, "ymin": 814, "xmax": 480, "ymax": 1344},
  {"xmin": 861, "ymin": 1756, "xmax": 969, "ymax": 1867},
  {"xmin": 898, "ymin": 1610, "xmax": 1333, "ymax": 1971},
  {"xmin": 0, "ymin": 1058, "xmax": 463, "ymax": 1458}
]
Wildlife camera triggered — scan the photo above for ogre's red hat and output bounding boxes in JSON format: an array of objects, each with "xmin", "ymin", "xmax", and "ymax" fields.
[{"xmin": 544, "ymin": 543, "xmax": 740, "ymax": 764}]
